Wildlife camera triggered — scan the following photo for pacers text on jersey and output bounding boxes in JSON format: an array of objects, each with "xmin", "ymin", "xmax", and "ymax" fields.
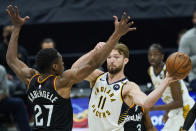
[{"xmin": 91, "ymin": 86, "xmax": 117, "ymax": 118}]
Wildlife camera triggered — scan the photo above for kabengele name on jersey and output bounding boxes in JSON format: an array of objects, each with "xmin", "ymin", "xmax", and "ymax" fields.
[{"xmin": 28, "ymin": 89, "xmax": 58, "ymax": 103}]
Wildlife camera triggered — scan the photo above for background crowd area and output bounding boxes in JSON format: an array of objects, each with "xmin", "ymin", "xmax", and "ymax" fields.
[{"xmin": 0, "ymin": 0, "xmax": 196, "ymax": 131}]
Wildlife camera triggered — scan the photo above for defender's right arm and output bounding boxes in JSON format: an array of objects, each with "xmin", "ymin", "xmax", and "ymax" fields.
[{"xmin": 60, "ymin": 13, "xmax": 136, "ymax": 87}]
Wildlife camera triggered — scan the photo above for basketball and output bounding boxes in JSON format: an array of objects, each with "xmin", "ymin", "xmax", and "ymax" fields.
[{"xmin": 166, "ymin": 52, "xmax": 192, "ymax": 79}]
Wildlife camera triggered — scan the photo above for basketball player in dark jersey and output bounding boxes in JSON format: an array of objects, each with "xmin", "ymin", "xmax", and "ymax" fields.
[
  {"xmin": 6, "ymin": 5, "xmax": 136, "ymax": 131},
  {"xmin": 124, "ymin": 106, "xmax": 157, "ymax": 131},
  {"xmin": 180, "ymin": 102, "xmax": 196, "ymax": 131}
]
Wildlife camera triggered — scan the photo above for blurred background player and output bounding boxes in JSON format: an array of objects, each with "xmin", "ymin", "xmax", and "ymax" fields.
[
  {"xmin": 147, "ymin": 43, "xmax": 195, "ymax": 131},
  {"xmin": 0, "ymin": 25, "xmax": 29, "ymax": 95},
  {"xmin": 0, "ymin": 64, "xmax": 30, "ymax": 131},
  {"xmin": 178, "ymin": 11, "xmax": 196, "ymax": 94},
  {"xmin": 40, "ymin": 38, "xmax": 56, "ymax": 49}
]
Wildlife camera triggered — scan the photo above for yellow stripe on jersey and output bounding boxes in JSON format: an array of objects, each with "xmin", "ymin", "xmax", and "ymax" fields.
[
  {"xmin": 27, "ymin": 74, "xmax": 40, "ymax": 90},
  {"xmin": 142, "ymin": 107, "xmax": 145, "ymax": 113},
  {"xmin": 118, "ymin": 107, "xmax": 131, "ymax": 124},
  {"xmin": 120, "ymin": 81, "xmax": 127, "ymax": 103},
  {"xmin": 183, "ymin": 104, "xmax": 190, "ymax": 119},
  {"xmin": 91, "ymin": 73, "xmax": 105, "ymax": 88},
  {"xmin": 129, "ymin": 102, "xmax": 135, "ymax": 108},
  {"xmin": 147, "ymin": 67, "xmax": 151, "ymax": 77},
  {"xmin": 37, "ymin": 75, "xmax": 54, "ymax": 84},
  {"xmin": 53, "ymin": 76, "xmax": 58, "ymax": 90}
]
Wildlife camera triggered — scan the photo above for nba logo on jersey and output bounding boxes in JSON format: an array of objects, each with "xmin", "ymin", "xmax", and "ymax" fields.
[
  {"xmin": 113, "ymin": 84, "xmax": 120, "ymax": 90},
  {"xmin": 39, "ymin": 84, "xmax": 41, "ymax": 89}
]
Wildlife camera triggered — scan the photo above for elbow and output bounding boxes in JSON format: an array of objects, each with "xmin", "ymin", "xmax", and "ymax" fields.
[
  {"xmin": 6, "ymin": 52, "xmax": 18, "ymax": 66},
  {"xmin": 143, "ymin": 105, "xmax": 152, "ymax": 110},
  {"xmin": 6, "ymin": 54, "xmax": 11, "ymax": 66}
]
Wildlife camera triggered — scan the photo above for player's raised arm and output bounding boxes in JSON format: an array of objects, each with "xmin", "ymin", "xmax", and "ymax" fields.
[
  {"xmin": 127, "ymin": 73, "xmax": 178, "ymax": 109},
  {"xmin": 61, "ymin": 12, "xmax": 136, "ymax": 86},
  {"xmin": 6, "ymin": 5, "xmax": 37, "ymax": 85},
  {"xmin": 71, "ymin": 42, "xmax": 105, "ymax": 83}
]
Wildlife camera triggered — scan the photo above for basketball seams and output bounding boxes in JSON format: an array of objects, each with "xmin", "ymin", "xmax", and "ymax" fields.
[
  {"xmin": 175, "ymin": 59, "xmax": 192, "ymax": 75},
  {"xmin": 166, "ymin": 54, "xmax": 176, "ymax": 75},
  {"xmin": 166, "ymin": 52, "xmax": 192, "ymax": 79},
  {"xmin": 175, "ymin": 54, "xmax": 191, "ymax": 78},
  {"xmin": 175, "ymin": 53, "xmax": 189, "ymax": 72},
  {"xmin": 170, "ymin": 53, "xmax": 179, "ymax": 76}
]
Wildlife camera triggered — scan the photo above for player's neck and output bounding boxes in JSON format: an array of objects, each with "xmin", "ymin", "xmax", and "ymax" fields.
[
  {"xmin": 153, "ymin": 62, "xmax": 164, "ymax": 76},
  {"xmin": 108, "ymin": 71, "xmax": 125, "ymax": 84},
  {"xmin": 40, "ymin": 72, "xmax": 55, "ymax": 80}
]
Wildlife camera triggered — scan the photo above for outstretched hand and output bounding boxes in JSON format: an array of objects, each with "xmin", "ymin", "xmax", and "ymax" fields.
[
  {"xmin": 165, "ymin": 72, "xmax": 181, "ymax": 83},
  {"xmin": 6, "ymin": 5, "xmax": 30, "ymax": 27},
  {"xmin": 113, "ymin": 12, "xmax": 136, "ymax": 37}
]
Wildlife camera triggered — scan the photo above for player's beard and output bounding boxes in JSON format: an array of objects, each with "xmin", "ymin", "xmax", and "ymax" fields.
[{"xmin": 107, "ymin": 64, "xmax": 123, "ymax": 74}]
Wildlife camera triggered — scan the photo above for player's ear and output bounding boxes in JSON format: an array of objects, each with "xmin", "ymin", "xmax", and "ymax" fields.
[
  {"xmin": 52, "ymin": 64, "xmax": 58, "ymax": 71},
  {"xmin": 124, "ymin": 58, "xmax": 129, "ymax": 64}
]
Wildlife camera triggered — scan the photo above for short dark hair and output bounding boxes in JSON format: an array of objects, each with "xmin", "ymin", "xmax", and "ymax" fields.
[
  {"xmin": 149, "ymin": 43, "xmax": 164, "ymax": 54},
  {"xmin": 41, "ymin": 38, "xmax": 56, "ymax": 48},
  {"xmin": 35, "ymin": 48, "xmax": 59, "ymax": 74}
]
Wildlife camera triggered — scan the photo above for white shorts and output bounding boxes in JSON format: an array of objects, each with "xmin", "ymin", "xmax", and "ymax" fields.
[{"xmin": 162, "ymin": 107, "xmax": 195, "ymax": 131}]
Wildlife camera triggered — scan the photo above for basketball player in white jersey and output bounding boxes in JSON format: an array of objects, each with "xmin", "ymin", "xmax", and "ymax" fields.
[
  {"xmin": 72, "ymin": 43, "xmax": 178, "ymax": 131},
  {"xmin": 147, "ymin": 43, "xmax": 195, "ymax": 131}
]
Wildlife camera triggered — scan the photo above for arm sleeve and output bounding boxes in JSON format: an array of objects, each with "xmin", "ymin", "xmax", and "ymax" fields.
[
  {"xmin": 178, "ymin": 36, "xmax": 190, "ymax": 55},
  {"xmin": 0, "ymin": 65, "xmax": 9, "ymax": 95},
  {"xmin": 178, "ymin": 36, "xmax": 196, "ymax": 66},
  {"xmin": 182, "ymin": 102, "xmax": 196, "ymax": 130}
]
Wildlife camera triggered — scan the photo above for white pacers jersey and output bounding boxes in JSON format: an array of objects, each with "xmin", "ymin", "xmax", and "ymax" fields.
[
  {"xmin": 148, "ymin": 65, "xmax": 195, "ymax": 118},
  {"xmin": 88, "ymin": 73, "xmax": 128, "ymax": 131}
]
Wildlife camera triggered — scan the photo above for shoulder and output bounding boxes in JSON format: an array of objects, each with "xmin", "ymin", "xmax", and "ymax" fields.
[
  {"xmin": 24, "ymin": 68, "xmax": 39, "ymax": 82},
  {"xmin": 181, "ymin": 28, "xmax": 195, "ymax": 40},
  {"xmin": 123, "ymin": 81, "xmax": 141, "ymax": 96},
  {"xmin": 55, "ymin": 69, "xmax": 77, "ymax": 88},
  {"xmin": 0, "ymin": 65, "xmax": 6, "ymax": 73},
  {"xmin": 85, "ymin": 69, "xmax": 104, "ymax": 83},
  {"xmin": 125, "ymin": 81, "xmax": 140, "ymax": 91},
  {"xmin": 147, "ymin": 66, "xmax": 152, "ymax": 76}
]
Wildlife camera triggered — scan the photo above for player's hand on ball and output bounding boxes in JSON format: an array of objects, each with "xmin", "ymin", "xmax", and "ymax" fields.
[{"xmin": 165, "ymin": 72, "xmax": 181, "ymax": 83}]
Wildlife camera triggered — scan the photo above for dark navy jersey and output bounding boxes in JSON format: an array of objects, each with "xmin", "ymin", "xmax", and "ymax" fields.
[
  {"xmin": 27, "ymin": 74, "xmax": 73, "ymax": 131},
  {"xmin": 118, "ymin": 85, "xmax": 146, "ymax": 131},
  {"xmin": 123, "ymin": 104, "xmax": 146, "ymax": 131}
]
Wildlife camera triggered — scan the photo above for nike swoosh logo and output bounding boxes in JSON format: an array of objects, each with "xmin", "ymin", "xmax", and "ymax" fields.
[{"xmin": 100, "ymin": 78, "xmax": 105, "ymax": 81}]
